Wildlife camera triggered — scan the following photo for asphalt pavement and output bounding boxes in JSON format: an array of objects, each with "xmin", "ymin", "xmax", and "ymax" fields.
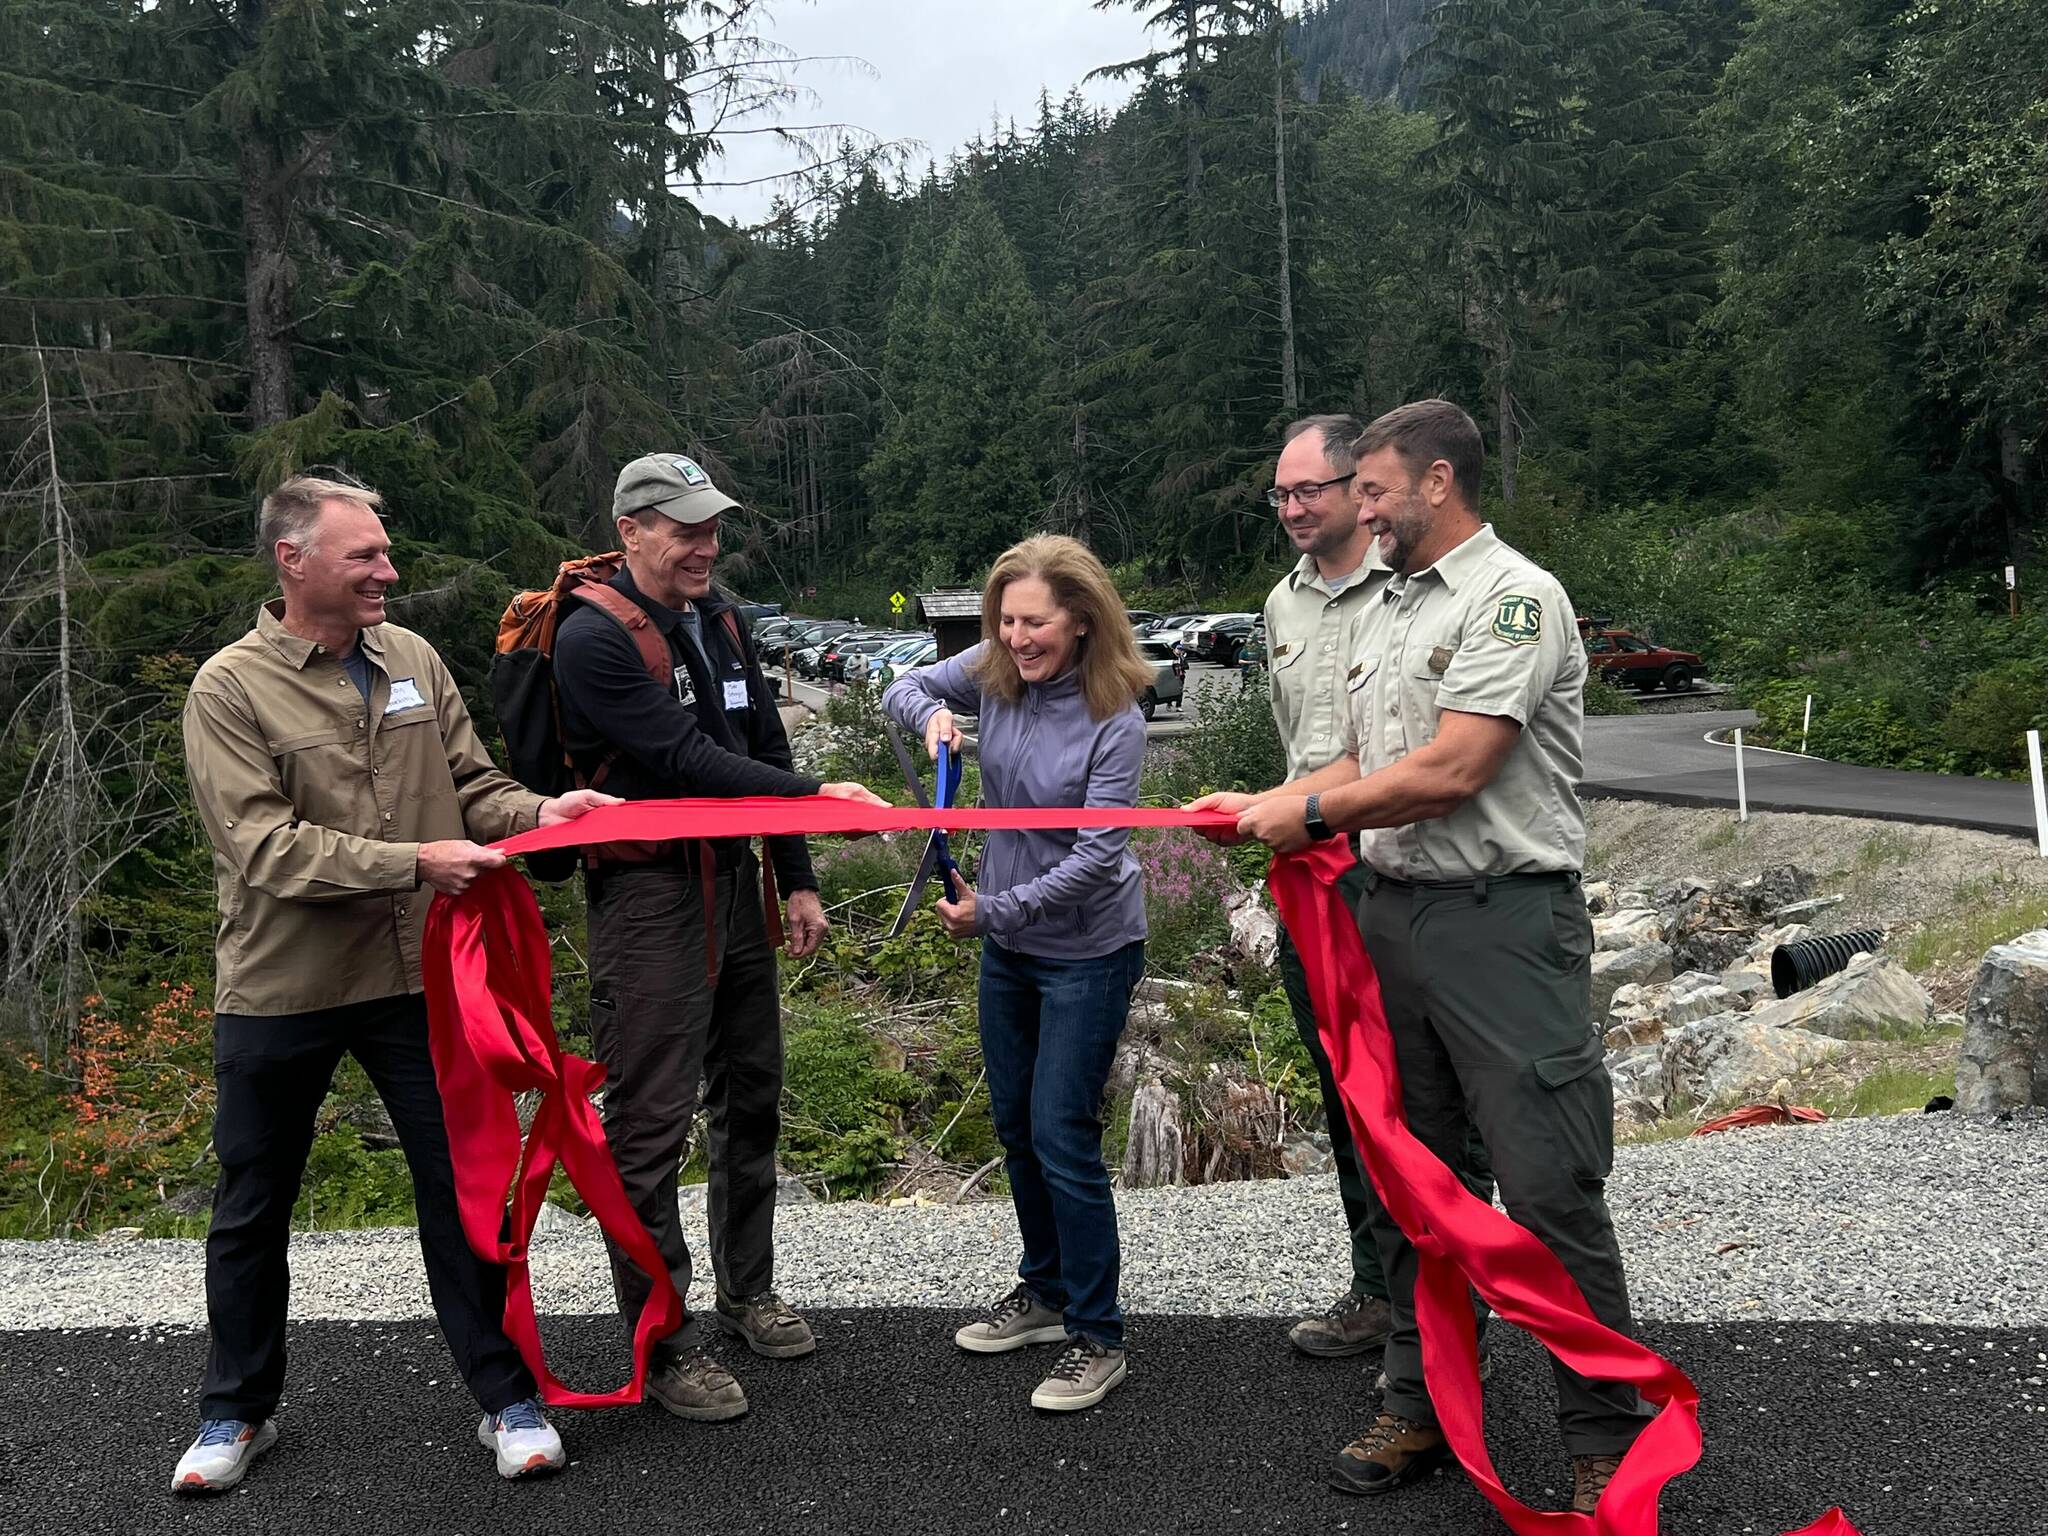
[
  {"xmin": 1581, "ymin": 710, "xmax": 2038, "ymax": 836},
  {"xmin": 10, "ymin": 1311, "xmax": 2042, "ymax": 1535}
]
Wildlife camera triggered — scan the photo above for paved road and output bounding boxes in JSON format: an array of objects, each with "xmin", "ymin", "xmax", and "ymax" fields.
[
  {"xmin": 1584, "ymin": 710, "xmax": 2038, "ymax": 837},
  {"xmin": 11, "ymin": 1311, "xmax": 2042, "ymax": 1533}
]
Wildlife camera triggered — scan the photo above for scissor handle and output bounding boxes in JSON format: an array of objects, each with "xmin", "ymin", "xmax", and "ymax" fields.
[{"xmin": 933, "ymin": 739, "xmax": 962, "ymax": 901}]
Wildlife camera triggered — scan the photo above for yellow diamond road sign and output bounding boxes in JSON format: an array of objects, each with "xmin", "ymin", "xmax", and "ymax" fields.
[{"xmin": 889, "ymin": 590, "xmax": 907, "ymax": 613}]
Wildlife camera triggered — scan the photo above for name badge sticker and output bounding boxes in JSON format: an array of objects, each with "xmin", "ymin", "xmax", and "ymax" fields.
[
  {"xmin": 722, "ymin": 679, "xmax": 749, "ymax": 711},
  {"xmin": 385, "ymin": 677, "xmax": 426, "ymax": 713}
]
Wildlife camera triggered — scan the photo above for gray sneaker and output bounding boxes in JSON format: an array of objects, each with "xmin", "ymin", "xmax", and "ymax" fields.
[
  {"xmin": 954, "ymin": 1284, "xmax": 1069, "ymax": 1354},
  {"xmin": 714, "ymin": 1289, "xmax": 817, "ymax": 1359},
  {"xmin": 1289, "ymin": 1290, "xmax": 1394, "ymax": 1358},
  {"xmin": 646, "ymin": 1349, "xmax": 749, "ymax": 1422},
  {"xmin": 1030, "ymin": 1336, "xmax": 1128, "ymax": 1412}
]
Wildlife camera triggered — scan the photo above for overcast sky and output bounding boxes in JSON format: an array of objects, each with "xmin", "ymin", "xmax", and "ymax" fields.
[{"xmin": 693, "ymin": 0, "xmax": 1158, "ymax": 225}]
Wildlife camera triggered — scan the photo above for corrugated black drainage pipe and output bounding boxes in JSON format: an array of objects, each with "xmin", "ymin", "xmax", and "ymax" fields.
[{"xmin": 1771, "ymin": 929, "xmax": 1885, "ymax": 999}]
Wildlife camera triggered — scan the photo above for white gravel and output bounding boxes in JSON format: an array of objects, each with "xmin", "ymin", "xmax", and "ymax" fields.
[{"xmin": 5, "ymin": 1113, "xmax": 2041, "ymax": 1333}]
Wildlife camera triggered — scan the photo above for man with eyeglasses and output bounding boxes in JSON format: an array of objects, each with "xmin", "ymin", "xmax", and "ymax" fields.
[
  {"xmin": 1201, "ymin": 401, "xmax": 1651, "ymax": 1511},
  {"xmin": 1256, "ymin": 417, "xmax": 1404, "ymax": 1360},
  {"xmin": 550, "ymin": 454, "xmax": 884, "ymax": 1425}
]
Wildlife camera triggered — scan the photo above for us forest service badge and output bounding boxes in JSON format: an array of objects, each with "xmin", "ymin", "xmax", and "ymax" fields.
[{"xmin": 1491, "ymin": 594, "xmax": 1543, "ymax": 645}]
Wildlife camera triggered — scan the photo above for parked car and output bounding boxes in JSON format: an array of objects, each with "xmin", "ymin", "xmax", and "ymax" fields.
[
  {"xmin": 1180, "ymin": 612, "xmax": 1255, "ymax": 661},
  {"xmin": 1579, "ymin": 619, "xmax": 1704, "ymax": 692},
  {"xmin": 819, "ymin": 632, "xmax": 898, "ymax": 682},
  {"xmin": 1147, "ymin": 613, "xmax": 1206, "ymax": 650},
  {"xmin": 1237, "ymin": 618, "xmax": 1268, "ymax": 672},
  {"xmin": 871, "ymin": 634, "xmax": 938, "ymax": 688},
  {"xmin": 752, "ymin": 614, "xmax": 802, "ymax": 647},
  {"xmin": 1195, "ymin": 614, "xmax": 1257, "ymax": 664},
  {"xmin": 782, "ymin": 619, "xmax": 856, "ymax": 673},
  {"xmin": 846, "ymin": 631, "xmax": 930, "ymax": 685},
  {"xmin": 1136, "ymin": 639, "xmax": 1186, "ymax": 722},
  {"xmin": 1124, "ymin": 608, "xmax": 1162, "ymax": 629}
]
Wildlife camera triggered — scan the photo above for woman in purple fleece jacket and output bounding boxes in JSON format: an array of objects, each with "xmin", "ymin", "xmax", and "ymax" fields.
[{"xmin": 881, "ymin": 535, "xmax": 1154, "ymax": 1414}]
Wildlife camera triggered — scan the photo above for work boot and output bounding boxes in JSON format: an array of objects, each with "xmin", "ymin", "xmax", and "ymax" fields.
[
  {"xmin": 1572, "ymin": 1453, "xmax": 1625, "ymax": 1514},
  {"xmin": 646, "ymin": 1349, "xmax": 749, "ymax": 1422},
  {"xmin": 1288, "ymin": 1290, "xmax": 1393, "ymax": 1358},
  {"xmin": 954, "ymin": 1283, "xmax": 1068, "ymax": 1354},
  {"xmin": 1328, "ymin": 1413, "xmax": 1450, "ymax": 1496},
  {"xmin": 1028, "ymin": 1336, "xmax": 1128, "ymax": 1412},
  {"xmin": 714, "ymin": 1289, "xmax": 817, "ymax": 1359}
]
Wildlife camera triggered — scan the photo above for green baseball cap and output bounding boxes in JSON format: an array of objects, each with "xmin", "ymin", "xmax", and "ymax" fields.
[{"xmin": 613, "ymin": 453, "xmax": 740, "ymax": 525}]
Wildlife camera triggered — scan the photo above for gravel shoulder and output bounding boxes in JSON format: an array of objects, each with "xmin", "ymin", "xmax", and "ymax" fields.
[{"xmin": 7, "ymin": 1112, "xmax": 2040, "ymax": 1333}]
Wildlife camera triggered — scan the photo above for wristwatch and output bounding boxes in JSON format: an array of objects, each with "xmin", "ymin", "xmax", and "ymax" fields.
[{"xmin": 1303, "ymin": 792, "xmax": 1334, "ymax": 841}]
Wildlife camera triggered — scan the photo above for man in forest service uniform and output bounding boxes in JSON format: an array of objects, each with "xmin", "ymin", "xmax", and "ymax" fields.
[
  {"xmin": 1259, "ymin": 413, "xmax": 1400, "ymax": 1356},
  {"xmin": 1198, "ymin": 400, "xmax": 1652, "ymax": 1513},
  {"xmin": 174, "ymin": 473, "xmax": 613, "ymax": 1494}
]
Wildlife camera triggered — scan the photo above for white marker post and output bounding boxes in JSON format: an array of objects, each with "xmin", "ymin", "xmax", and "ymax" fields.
[
  {"xmin": 1801, "ymin": 694, "xmax": 1813, "ymax": 755},
  {"xmin": 2028, "ymin": 729, "xmax": 2048, "ymax": 859},
  {"xmin": 1734, "ymin": 727, "xmax": 1749, "ymax": 823}
]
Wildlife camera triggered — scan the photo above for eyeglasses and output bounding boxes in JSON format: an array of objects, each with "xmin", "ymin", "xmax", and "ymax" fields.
[{"xmin": 1265, "ymin": 473, "xmax": 1354, "ymax": 509}]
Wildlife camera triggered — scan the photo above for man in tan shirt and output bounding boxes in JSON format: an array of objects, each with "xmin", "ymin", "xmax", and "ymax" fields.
[
  {"xmin": 173, "ymin": 473, "xmax": 612, "ymax": 1495},
  {"xmin": 1260, "ymin": 415, "xmax": 1400, "ymax": 1359},
  {"xmin": 1201, "ymin": 402, "xmax": 1649, "ymax": 1513}
]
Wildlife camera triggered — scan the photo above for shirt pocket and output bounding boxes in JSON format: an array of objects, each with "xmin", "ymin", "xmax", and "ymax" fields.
[
  {"xmin": 1269, "ymin": 634, "xmax": 1305, "ymax": 674},
  {"xmin": 265, "ymin": 725, "xmax": 360, "ymax": 823}
]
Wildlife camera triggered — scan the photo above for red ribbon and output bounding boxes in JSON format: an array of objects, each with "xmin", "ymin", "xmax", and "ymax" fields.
[
  {"xmin": 423, "ymin": 863, "xmax": 682, "ymax": 1406},
  {"xmin": 1269, "ymin": 839, "xmax": 1857, "ymax": 1536},
  {"xmin": 423, "ymin": 798, "xmax": 1858, "ymax": 1532}
]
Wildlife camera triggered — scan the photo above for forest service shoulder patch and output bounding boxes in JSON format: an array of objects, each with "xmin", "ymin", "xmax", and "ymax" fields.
[{"xmin": 1491, "ymin": 594, "xmax": 1543, "ymax": 645}]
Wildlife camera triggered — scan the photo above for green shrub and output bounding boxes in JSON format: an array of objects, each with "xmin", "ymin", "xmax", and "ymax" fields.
[
  {"xmin": 1149, "ymin": 672, "xmax": 1286, "ymax": 799},
  {"xmin": 1584, "ymin": 673, "xmax": 1640, "ymax": 716},
  {"xmin": 779, "ymin": 1003, "xmax": 918, "ymax": 1196}
]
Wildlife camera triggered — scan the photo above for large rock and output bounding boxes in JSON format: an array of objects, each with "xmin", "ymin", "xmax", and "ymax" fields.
[
  {"xmin": 1582, "ymin": 880, "xmax": 1614, "ymax": 916},
  {"xmin": 1222, "ymin": 886, "xmax": 1279, "ymax": 970},
  {"xmin": 1956, "ymin": 930, "xmax": 2048, "ymax": 1113},
  {"xmin": 1591, "ymin": 942, "xmax": 1674, "ymax": 1022},
  {"xmin": 1659, "ymin": 1013, "xmax": 1849, "ymax": 1109},
  {"xmin": 1607, "ymin": 1044, "xmax": 1666, "ymax": 1117},
  {"xmin": 1594, "ymin": 908, "xmax": 1665, "ymax": 952},
  {"xmin": 1745, "ymin": 951, "xmax": 1933, "ymax": 1040},
  {"xmin": 1737, "ymin": 864, "xmax": 1818, "ymax": 918},
  {"xmin": 1665, "ymin": 970, "xmax": 1740, "ymax": 1026}
]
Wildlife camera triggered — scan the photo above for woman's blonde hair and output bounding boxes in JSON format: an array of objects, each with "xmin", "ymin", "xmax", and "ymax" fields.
[{"xmin": 972, "ymin": 535, "xmax": 1154, "ymax": 720}]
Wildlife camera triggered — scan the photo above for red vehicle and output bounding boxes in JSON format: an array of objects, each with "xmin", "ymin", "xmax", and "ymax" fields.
[{"xmin": 1578, "ymin": 618, "xmax": 1703, "ymax": 693}]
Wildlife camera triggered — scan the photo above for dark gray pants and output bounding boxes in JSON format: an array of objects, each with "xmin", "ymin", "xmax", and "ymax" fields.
[
  {"xmin": 586, "ymin": 855, "xmax": 782, "ymax": 1356},
  {"xmin": 1275, "ymin": 862, "xmax": 1388, "ymax": 1302},
  {"xmin": 1359, "ymin": 870, "xmax": 1652, "ymax": 1456}
]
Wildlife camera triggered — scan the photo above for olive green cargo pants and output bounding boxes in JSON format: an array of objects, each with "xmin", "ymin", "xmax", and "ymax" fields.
[{"xmin": 1358, "ymin": 868, "xmax": 1652, "ymax": 1456}]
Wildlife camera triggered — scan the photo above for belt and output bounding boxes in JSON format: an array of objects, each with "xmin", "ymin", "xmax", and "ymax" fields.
[{"xmin": 1361, "ymin": 867, "xmax": 1580, "ymax": 905}]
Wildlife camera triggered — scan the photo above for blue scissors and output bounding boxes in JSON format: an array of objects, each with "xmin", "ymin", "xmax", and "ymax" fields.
[{"xmin": 886, "ymin": 733, "xmax": 964, "ymax": 937}]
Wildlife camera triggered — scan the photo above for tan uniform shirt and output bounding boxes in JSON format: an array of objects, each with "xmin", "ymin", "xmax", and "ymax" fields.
[
  {"xmin": 1342, "ymin": 525, "xmax": 1586, "ymax": 880},
  {"xmin": 183, "ymin": 602, "xmax": 543, "ymax": 1016},
  {"xmin": 1264, "ymin": 547, "xmax": 1393, "ymax": 781}
]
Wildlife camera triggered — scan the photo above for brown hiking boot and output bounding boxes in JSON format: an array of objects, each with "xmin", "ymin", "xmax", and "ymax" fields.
[
  {"xmin": 1572, "ymin": 1453, "xmax": 1625, "ymax": 1513},
  {"xmin": 1328, "ymin": 1413, "xmax": 1450, "ymax": 1496},
  {"xmin": 645, "ymin": 1350, "xmax": 749, "ymax": 1422},
  {"xmin": 714, "ymin": 1289, "xmax": 817, "ymax": 1359},
  {"xmin": 1288, "ymin": 1290, "xmax": 1393, "ymax": 1358}
]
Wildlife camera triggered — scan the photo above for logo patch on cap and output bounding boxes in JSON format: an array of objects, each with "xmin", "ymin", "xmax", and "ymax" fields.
[{"xmin": 671, "ymin": 457, "xmax": 709, "ymax": 488}]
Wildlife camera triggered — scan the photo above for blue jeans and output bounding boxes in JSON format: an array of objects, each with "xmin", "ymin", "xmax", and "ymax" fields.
[{"xmin": 978, "ymin": 937, "xmax": 1146, "ymax": 1350}]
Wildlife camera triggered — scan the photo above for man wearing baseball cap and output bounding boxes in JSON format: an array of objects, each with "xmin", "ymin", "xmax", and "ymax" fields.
[{"xmin": 551, "ymin": 454, "xmax": 885, "ymax": 1423}]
